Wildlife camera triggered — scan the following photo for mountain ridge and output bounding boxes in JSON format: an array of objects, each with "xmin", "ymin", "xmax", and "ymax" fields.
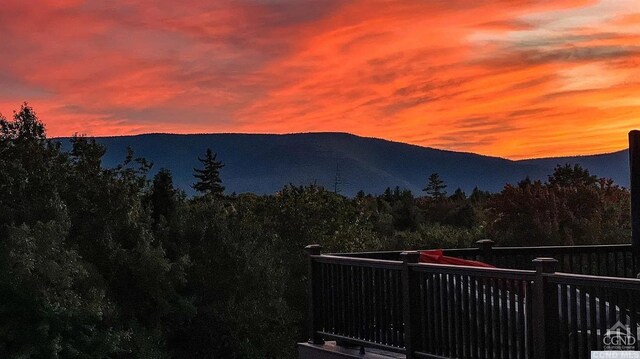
[{"xmin": 54, "ymin": 132, "xmax": 629, "ymax": 196}]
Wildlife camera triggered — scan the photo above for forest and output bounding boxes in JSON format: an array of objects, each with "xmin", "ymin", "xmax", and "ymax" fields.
[{"xmin": 0, "ymin": 104, "xmax": 631, "ymax": 358}]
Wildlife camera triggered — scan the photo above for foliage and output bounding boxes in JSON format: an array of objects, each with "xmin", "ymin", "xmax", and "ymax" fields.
[
  {"xmin": 0, "ymin": 104, "xmax": 632, "ymax": 358},
  {"xmin": 423, "ymin": 172, "xmax": 447, "ymax": 198},
  {"xmin": 487, "ymin": 165, "xmax": 630, "ymax": 246},
  {"xmin": 193, "ymin": 148, "xmax": 225, "ymax": 197}
]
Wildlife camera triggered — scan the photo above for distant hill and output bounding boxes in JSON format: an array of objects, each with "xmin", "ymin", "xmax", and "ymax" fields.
[
  {"xmin": 520, "ymin": 150, "xmax": 629, "ymax": 186},
  {"xmin": 55, "ymin": 133, "xmax": 630, "ymax": 196}
]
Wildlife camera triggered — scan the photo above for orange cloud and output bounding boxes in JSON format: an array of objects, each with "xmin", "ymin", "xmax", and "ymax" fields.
[{"xmin": 0, "ymin": 0, "xmax": 639, "ymax": 159}]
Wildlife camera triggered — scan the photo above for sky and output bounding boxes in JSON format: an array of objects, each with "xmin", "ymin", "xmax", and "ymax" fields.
[{"xmin": 1, "ymin": 0, "xmax": 639, "ymax": 159}]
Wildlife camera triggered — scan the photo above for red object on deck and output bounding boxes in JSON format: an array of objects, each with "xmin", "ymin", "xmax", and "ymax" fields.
[{"xmin": 419, "ymin": 250, "xmax": 495, "ymax": 268}]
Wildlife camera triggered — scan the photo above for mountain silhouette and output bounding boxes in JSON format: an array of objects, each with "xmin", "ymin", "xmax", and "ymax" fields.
[{"xmin": 56, "ymin": 132, "xmax": 629, "ymax": 196}]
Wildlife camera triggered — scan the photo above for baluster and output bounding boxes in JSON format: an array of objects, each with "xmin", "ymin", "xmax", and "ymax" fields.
[
  {"xmin": 500, "ymin": 278, "xmax": 509, "ymax": 359},
  {"xmin": 588, "ymin": 286, "xmax": 597, "ymax": 352},
  {"xmin": 570, "ymin": 285, "xmax": 578, "ymax": 359},
  {"xmin": 579, "ymin": 285, "xmax": 588, "ymax": 359},
  {"xmin": 477, "ymin": 277, "xmax": 486, "ymax": 358},
  {"xmin": 559, "ymin": 284, "xmax": 569, "ymax": 359},
  {"xmin": 508, "ymin": 279, "xmax": 517, "ymax": 359},
  {"xmin": 434, "ymin": 273, "xmax": 443, "ymax": 355},
  {"xmin": 447, "ymin": 273, "xmax": 454, "ymax": 357},
  {"xmin": 462, "ymin": 274, "xmax": 470, "ymax": 359},
  {"xmin": 515, "ymin": 280, "xmax": 525, "ymax": 359},
  {"xmin": 455, "ymin": 274, "xmax": 463, "ymax": 358},
  {"xmin": 470, "ymin": 275, "xmax": 479, "ymax": 359}
]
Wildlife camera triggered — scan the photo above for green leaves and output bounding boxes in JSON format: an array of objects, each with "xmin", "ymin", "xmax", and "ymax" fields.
[{"xmin": 0, "ymin": 220, "xmax": 125, "ymax": 358}]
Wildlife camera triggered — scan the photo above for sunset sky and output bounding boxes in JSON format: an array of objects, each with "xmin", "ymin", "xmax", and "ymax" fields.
[{"xmin": 1, "ymin": 0, "xmax": 639, "ymax": 159}]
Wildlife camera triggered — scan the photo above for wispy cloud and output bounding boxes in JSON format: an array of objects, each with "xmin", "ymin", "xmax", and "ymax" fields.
[{"xmin": 0, "ymin": 0, "xmax": 638, "ymax": 158}]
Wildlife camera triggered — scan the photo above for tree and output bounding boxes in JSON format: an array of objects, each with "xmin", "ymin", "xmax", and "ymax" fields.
[
  {"xmin": 382, "ymin": 187, "xmax": 394, "ymax": 202},
  {"xmin": 450, "ymin": 188, "xmax": 466, "ymax": 201},
  {"xmin": 0, "ymin": 104, "xmax": 127, "ymax": 357},
  {"xmin": 150, "ymin": 168, "xmax": 178, "ymax": 224},
  {"xmin": 423, "ymin": 172, "xmax": 447, "ymax": 198},
  {"xmin": 469, "ymin": 187, "xmax": 490, "ymax": 203},
  {"xmin": 0, "ymin": 102, "xmax": 46, "ymax": 142},
  {"xmin": 0, "ymin": 103, "xmax": 68, "ymax": 226},
  {"xmin": 0, "ymin": 220, "xmax": 125, "ymax": 358},
  {"xmin": 193, "ymin": 149, "xmax": 225, "ymax": 196},
  {"xmin": 548, "ymin": 164, "xmax": 597, "ymax": 188},
  {"xmin": 488, "ymin": 169, "xmax": 629, "ymax": 246}
]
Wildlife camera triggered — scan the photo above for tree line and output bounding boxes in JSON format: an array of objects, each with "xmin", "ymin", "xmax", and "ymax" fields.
[{"xmin": 0, "ymin": 104, "xmax": 631, "ymax": 358}]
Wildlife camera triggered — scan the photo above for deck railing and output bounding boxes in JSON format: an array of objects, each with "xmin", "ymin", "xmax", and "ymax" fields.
[
  {"xmin": 332, "ymin": 240, "xmax": 640, "ymax": 278},
  {"xmin": 311, "ymin": 253, "xmax": 405, "ymax": 353},
  {"xmin": 546, "ymin": 272, "xmax": 640, "ymax": 358},
  {"xmin": 409, "ymin": 259, "xmax": 536, "ymax": 359},
  {"xmin": 306, "ymin": 243, "xmax": 640, "ymax": 359}
]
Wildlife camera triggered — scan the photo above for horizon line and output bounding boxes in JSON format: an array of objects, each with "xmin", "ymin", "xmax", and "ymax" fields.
[{"xmin": 50, "ymin": 130, "xmax": 630, "ymax": 162}]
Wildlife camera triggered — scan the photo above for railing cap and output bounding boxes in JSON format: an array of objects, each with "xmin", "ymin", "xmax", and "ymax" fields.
[
  {"xmin": 305, "ymin": 244, "xmax": 322, "ymax": 255},
  {"xmin": 532, "ymin": 257, "xmax": 558, "ymax": 273},
  {"xmin": 400, "ymin": 251, "xmax": 420, "ymax": 263}
]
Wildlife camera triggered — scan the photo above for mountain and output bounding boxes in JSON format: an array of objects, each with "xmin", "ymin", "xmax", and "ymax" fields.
[
  {"xmin": 520, "ymin": 150, "xmax": 629, "ymax": 186},
  {"xmin": 55, "ymin": 132, "xmax": 630, "ymax": 196}
]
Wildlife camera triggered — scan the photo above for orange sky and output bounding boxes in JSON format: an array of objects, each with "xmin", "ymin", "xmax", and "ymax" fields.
[{"xmin": 1, "ymin": 0, "xmax": 639, "ymax": 159}]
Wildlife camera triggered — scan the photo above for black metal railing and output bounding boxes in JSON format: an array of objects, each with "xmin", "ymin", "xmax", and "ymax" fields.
[
  {"xmin": 305, "ymin": 243, "xmax": 640, "ymax": 359},
  {"xmin": 545, "ymin": 273, "xmax": 640, "ymax": 359},
  {"xmin": 313, "ymin": 254, "xmax": 405, "ymax": 353},
  {"xmin": 410, "ymin": 262, "xmax": 535, "ymax": 359},
  {"xmin": 332, "ymin": 241, "xmax": 639, "ymax": 278}
]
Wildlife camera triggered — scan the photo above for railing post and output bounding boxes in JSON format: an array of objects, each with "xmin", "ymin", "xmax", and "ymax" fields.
[
  {"xmin": 532, "ymin": 258, "xmax": 558, "ymax": 359},
  {"xmin": 305, "ymin": 244, "xmax": 324, "ymax": 345},
  {"xmin": 400, "ymin": 251, "xmax": 421, "ymax": 359},
  {"xmin": 477, "ymin": 239, "xmax": 495, "ymax": 265},
  {"xmin": 630, "ymin": 131, "xmax": 640, "ymax": 260}
]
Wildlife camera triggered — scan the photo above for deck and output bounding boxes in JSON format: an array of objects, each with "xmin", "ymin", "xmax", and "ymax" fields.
[{"xmin": 299, "ymin": 241, "xmax": 640, "ymax": 359}]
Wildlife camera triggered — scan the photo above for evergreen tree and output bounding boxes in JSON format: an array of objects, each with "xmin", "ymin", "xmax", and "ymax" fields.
[
  {"xmin": 469, "ymin": 187, "xmax": 490, "ymax": 203},
  {"xmin": 393, "ymin": 186, "xmax": 401, "ymax": 200},
  {"xmin": 450, "ymin": 188, "xmax": 466, "ymax": 201},
  {"xmin": 193, "ymin": 148, "xmax": 225, "ymax": 196},
  {"xmin": 518, "ymin": 176, "xmax": 533, "ymax": 188},
  {"xmin": 382, "ymin": 187, "xmax": 394, "ymax": 202},
  {"xmin": 150, "ymin": 168, "xmax": 177, "ymax": 224},
  {"xmin": 423, "ymin": 172, "xmax": 447, "ymax": 198}
]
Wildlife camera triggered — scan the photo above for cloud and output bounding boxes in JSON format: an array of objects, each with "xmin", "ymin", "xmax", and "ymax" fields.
[{"xmin": 0, "ymin": 0, "xmax": 639, "ymax": 159}]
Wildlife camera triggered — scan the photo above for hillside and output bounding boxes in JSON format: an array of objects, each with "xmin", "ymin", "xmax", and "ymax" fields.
[{"xmin": 56, "ymin": 132, "xmax": 629, "ymax": 196}]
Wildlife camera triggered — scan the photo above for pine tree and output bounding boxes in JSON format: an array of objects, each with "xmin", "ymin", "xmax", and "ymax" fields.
[
  {"xmin": 450, "ymin": 187, "xmax": 466, "ymax": 201},
  {"xmin": 470, "ymin": 186, "xmax": 489, "ymax": 203},
  {"xmin": 423, "ymin": 172, "xmax": 447, "ymax": 198},
  {"xmin": 151, "ymin": 168, "xmax": 177, "ymax": 223},
  {"xmin": 193, "ymin": 149, "xmax": 225, "ymax": 196},
  {"xmin": 382, "ymin": 187, "xmax": 393, "ymax": 202}
]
